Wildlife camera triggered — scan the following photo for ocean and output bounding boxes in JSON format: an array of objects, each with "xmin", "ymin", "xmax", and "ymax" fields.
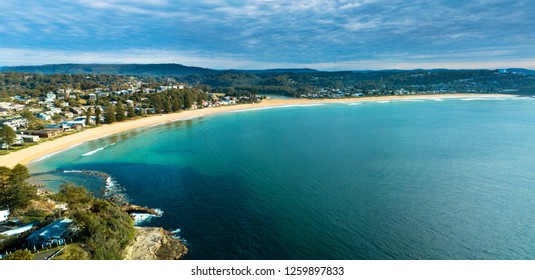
[{"xmin": 28, "ymin": 96, "xmax": 535, "ymax": 259}]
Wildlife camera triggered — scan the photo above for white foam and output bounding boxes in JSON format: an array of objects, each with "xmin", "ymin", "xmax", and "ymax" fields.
[
  {"xmin": 347, "ymin": 102, "xmax": 362, "ymax": 106},
  {"xmin": 63, "ymin": 170, "xmax": 84, "ymax": 174},
  {"xmin": 400, "ymin": 99, "xmax": 425, "ymax": 102},
  {"xmin": 376, "ymin": 100, "xmax": 390, "ymax": 103},
  {"xmin": 170, "ymin": 227, "xmax": 189, "ymax": 245},
  {"xmin": 81, "ymin": 142, "xmax": 116, "ymax": 157},
  {"xmin": 131, "ymin": 208, "xmax": 163, "ymax": 225},
  {"xmin": 232, "ymin": 103, "xmax": 324, "ymax": 113}
]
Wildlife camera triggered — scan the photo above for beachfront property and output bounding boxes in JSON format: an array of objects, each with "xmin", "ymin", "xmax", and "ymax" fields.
[
  {"xmin": 0, "ymin": 117, "xmax": 29, "ymax": 130},
  {"xmin": 17, "ymin": 134, "xmax": 40, "ymax": 143},
  {"xmin": 21, "ymin": 129, "xmax": 61, "ymax": 138},
  {"xmin": 26, "ymin": 218, "xmax": 75, "ymax": 247}
]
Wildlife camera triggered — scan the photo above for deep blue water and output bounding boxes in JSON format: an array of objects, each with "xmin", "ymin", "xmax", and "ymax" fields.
[{"xmin": 29, "ymin": 96, "xmax": 535, "ymax": 259}]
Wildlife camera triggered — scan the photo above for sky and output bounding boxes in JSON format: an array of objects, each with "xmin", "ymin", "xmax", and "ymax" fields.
[{"xmin": 0, "ymin": 0, "xmax": 534, "ymax": 70}]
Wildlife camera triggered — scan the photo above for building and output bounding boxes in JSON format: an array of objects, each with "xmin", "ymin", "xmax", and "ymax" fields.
[
  {"xmin": 17, "ymin": 134, "xmax": 40, "ymax": 143},
  {"xmin": 27, "ymin": 218, "xmax": 74, "ymax": 247},
  {"xmin": 21, "ymin": 129, "xmax": 61, "ymax": 138},
  {"xmin": 0, "ymin": 209, "xmax": 9, "ymax": 223},
  {"xmin": 0, "ymin": 117, "xmax": 29, "ymax": 130}
]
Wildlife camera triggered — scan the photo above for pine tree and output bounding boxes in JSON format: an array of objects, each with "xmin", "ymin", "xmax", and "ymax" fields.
[
  {"xmin": 115, "ymin": 101, "xmax": 126, "ymax": 122},
  {"xmin": 85, "ymin": 107, "xmax": 92, "ymax": 126},
  {"xmin": 95, "ymin": 107, "xmax": 102, "ymax": 126},
  {"xmin": 105, "ymin": 103, "xmax": 116, "ymax": 124},
  {"xmin": 127, "ymin": 104, "xmax": 136, "ymax": 119}
]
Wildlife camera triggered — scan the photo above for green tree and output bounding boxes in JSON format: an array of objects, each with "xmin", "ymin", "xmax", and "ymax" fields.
[
  {"xmin": 105, "ymin": 103, "xmax": 116, "ymax": 124},
  {"xmin": 95, "ymin": 107, "xmax": 102, "ymax": 126},
  {"xmin": 5, "ymin": 250, "xmax": 33, "ymax": 260},
  {"xmin": 115, "ymin": 101, "xmax": 126, "ymax": 122},
  {"xmin": 85, "ymin": 107, "xmax": 92, "ymax": 126},
  {"xmin": 0, "ymin": 125, "xmax": 17, "ymax": 150},
  {"xmin": 55, "ymin": 183, "xmax": 93, "ymax": 211},
  {"xmin": 184, "ymin": 91, "xmax": 193, "ymax": 109},
  {"xmin": 127, "ymin": 104, "xmax": 135, "ymax": 119},
  {"xmin": 9, "ymin": 164, "xmax": 30, "ymax": 187}
]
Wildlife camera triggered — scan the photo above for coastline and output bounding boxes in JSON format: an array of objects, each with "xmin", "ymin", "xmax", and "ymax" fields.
[{"xmin": 0, "ymin": 93, "xmax": 515, "ymax": 168}]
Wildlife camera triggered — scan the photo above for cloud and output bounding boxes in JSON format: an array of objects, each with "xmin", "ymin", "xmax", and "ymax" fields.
[{"xmin": 0, "ymin": 0, "xmax": 534, "ymax": 69}]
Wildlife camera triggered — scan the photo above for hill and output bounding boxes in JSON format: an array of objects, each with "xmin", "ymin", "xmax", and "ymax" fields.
[{"xmin": 0, "ymin": 63, "xmax": 218, "ymax": 76}]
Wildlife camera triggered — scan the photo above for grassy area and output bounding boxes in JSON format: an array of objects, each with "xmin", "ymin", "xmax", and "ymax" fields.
[
  {"xmin": 52, "ymin": 243, "xmax": 89, "ymax": 260},
  {"xmin": 0, "ymin": 128, "xmax": 86, "ymax": 156}
]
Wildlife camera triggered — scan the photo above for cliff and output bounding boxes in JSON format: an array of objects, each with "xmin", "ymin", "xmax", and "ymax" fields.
[{"xmin": 123, "ymin": 227, "xmax": 188, "ymax": 260}]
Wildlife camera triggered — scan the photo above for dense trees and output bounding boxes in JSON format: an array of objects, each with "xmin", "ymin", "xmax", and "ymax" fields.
[
  {"xmin": 55, "ymin": 184, "xmax": 135, "ymax": 260},
  {"xmin": 94, "ymin": 107, "xmax": 102, "ymax": 126},
  {"xmin": 104, "ymin": 103, "xmax": 116, "ymax": 124},
  {"xmin": 0, "ymin": 164, "xmax": 37, "ymax": 213}
]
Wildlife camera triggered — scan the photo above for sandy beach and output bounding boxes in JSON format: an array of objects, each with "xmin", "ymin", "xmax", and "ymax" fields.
[{"xmin": 0, "ymin": 93, "xmax": 514, "ymax": 168}]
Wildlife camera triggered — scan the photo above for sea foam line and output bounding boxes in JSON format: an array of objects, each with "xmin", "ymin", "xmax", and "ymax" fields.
[
  {"xmin": 81, "ymin": 142, "xmax": 116, "ymax": 157},
  {"xmin": 232, "ymin": 103, "xmax": 324, "ymax": 113}
]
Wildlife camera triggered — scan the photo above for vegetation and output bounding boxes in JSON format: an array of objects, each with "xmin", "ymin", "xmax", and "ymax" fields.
[
  {"xmin": 56, "ymin": 183, "xmax": 135, "ymax": 260},
  {"xmin": 4, "ymin": 249, "xmax": 33, "ymax": 260},
  {"xmin": 0, "ymin": 165, "xmax": 137, "ymax": 260},
  {"xmin": 0, "ymin": 125, "xmax": 16, "ymax": 150},
  {"xmin": 0, "ymin": 164, "xmax": 37, "ymax": 213}
]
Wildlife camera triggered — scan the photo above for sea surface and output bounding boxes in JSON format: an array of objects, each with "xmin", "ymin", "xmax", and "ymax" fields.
[{"xmin": 28, "ymin": 96, "xmax": 535, "ymax": 259}]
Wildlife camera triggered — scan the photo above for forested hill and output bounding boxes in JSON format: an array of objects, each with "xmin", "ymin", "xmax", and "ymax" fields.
[{"xmin": 0, "ymin": 63, "xmax": 218, "ymax": 76}]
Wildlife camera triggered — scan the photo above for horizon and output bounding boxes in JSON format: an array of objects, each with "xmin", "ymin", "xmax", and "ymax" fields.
[
  {"xmin": 1, "ymin": 1, "xmax": 535, "ymax": 70},
  {"xmin": 1, "ymin": 62, "xmax": 534, "ymax": 72}
]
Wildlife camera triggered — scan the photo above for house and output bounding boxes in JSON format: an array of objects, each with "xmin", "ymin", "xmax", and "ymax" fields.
[
  {"xmin": 0, "ymin": 117, "xmax": 29, "ymax": 130},
  {"xmin": 21, "ymin": 129, "xmax": 61, "ymax": 138},
  {"xmin": 88, "ymin": 93, "xmax": 97, "ymax": 101},
  {"xmin": 0, "ymin": 209, "xmax": 9, "ymax": 223},
  {"xmin": 18, "ymin": 134, "xmax": 40, "ymax": 143},
  {"xmin": 27, "ymin": 218, "xmax": 74, "ymax": 247}
]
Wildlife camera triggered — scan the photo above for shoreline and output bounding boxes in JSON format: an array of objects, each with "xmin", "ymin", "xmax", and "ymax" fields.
[{"xmin": 0, "ymin": 93, "xmax": 516, "ymax": 168}]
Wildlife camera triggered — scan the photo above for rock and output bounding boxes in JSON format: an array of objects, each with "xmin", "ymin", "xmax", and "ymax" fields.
[
  {"xmin": 123, "ymin": 227, "xmax": 188, "ymax": 260},
  {"xmin": 121, "ymin": 204, "xmax": 161, "ymax": 216}
]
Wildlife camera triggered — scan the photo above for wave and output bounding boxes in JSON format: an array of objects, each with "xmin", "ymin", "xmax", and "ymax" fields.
[
  {"xmin": 376, "ymin": 100, "xmax": 390, "ymax": 103},
  {"xmin": 81, "ymin": 142, "xmax": 116, "ymax": 157},
  {"xmin": 400, "ymin": 99, "xmax": 425, "ymax": 102},
  {"xmin": 232, "ymin": 103, "xmax": 324, "ymax": 113},
  {"xmin": 170, "ymin": 227, "xmax": 189, "ymax": 245},
  {"xmin": 461, "ymin": 97, "xmax": 510, "ymax": 101},
  {"xmin": 131, "ymin": 208, "xmax": 163, "ymax": 225},
  {"xmin": 347, "ymin": 102, "xmax": 362, "ymax": 106}
]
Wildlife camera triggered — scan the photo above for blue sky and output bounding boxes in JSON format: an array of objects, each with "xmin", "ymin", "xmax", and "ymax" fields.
[{"xmin": 1, "ymin": 0, "xmax": 534, "ymax": 70}]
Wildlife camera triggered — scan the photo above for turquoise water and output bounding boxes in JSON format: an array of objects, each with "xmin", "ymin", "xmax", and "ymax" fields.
[{"xmin": 29, "ymin": 96, "xmax": 535, "ymax": 259}]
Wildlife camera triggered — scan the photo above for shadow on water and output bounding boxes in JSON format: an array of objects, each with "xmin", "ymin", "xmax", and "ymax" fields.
[{"xmin": 41, "ymin": 161, "xmax": 300, "ymax": 259}]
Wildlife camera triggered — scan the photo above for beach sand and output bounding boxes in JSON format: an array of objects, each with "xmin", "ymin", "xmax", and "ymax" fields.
[{"xmin": 0, "ymin": 93, "xmax": 514, "ymax": 168}]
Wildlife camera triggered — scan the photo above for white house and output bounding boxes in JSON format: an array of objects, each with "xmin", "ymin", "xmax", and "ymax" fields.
[{"xmin": 0, "ymin": 209, "xmax": 9, "ymax": 223}]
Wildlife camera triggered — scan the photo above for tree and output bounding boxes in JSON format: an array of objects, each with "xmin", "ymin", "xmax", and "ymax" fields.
[
  {"xmin": 5, "ymin": 250, "xmax": 33, "ymax": 260},
  {"xmin": 127, "ymin": 104, "xmax": 135, "ymax": 119},
  {"xmin": 95, "ymin": 107, "xmax": 102, "ymax": 126},
  {"xmin": 115, "ymin": 101, "xmax": 126, "ymax": 122},
  {"xmin": 85, "ymin": 107, "xmax": 92, "ymax": 126},
  {"xmin": 9, "ymin": 164, "xmax": 30, "ymax": 186},
  {"xmin": 0, "ymin": 125, "xmax": 16, "ymax": 150},
  {"xmin": 105, "ymin": 103, "xmax": 116, "ymax": 124},
  {"xmin": 55, "ymin": 183, "xmax": 93, "ymax": 211},
  {"xmin": 184, "ymin": 91, "xmax": 193, "ymax": 109}
]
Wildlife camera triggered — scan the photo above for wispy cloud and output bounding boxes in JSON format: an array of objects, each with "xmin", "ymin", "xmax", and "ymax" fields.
[{"xmin": 0, "ymin": 0, "xmax": 534, "ymax": 69}]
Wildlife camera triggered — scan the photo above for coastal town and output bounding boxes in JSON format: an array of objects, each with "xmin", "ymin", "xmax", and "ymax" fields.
[{"xmin": 0, "ymin": 74, "xmax": 262, "ymax": 154}]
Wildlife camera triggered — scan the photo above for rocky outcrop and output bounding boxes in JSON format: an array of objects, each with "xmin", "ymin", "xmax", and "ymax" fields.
[
  {"xmin": 121, "ymin": 204, "xmax": 161, "ymax": 216},
  {"xmin": 123, "ymin": 227, "xmax": 188, "ymax": 260}
]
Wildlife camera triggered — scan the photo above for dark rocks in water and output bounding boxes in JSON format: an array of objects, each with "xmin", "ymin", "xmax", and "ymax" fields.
[{"xmin": 121, "ymin": 204, "xmax": 161, "ymax": 216}]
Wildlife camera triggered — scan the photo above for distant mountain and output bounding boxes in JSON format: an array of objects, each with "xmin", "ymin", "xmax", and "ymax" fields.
[
  {"xmin": 0, "ymin": 63, "xmax": 218, "ymax": 76},
  {"xmin": 238, "ymin": 68, "xmax": 319, "ymax": 74}
]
